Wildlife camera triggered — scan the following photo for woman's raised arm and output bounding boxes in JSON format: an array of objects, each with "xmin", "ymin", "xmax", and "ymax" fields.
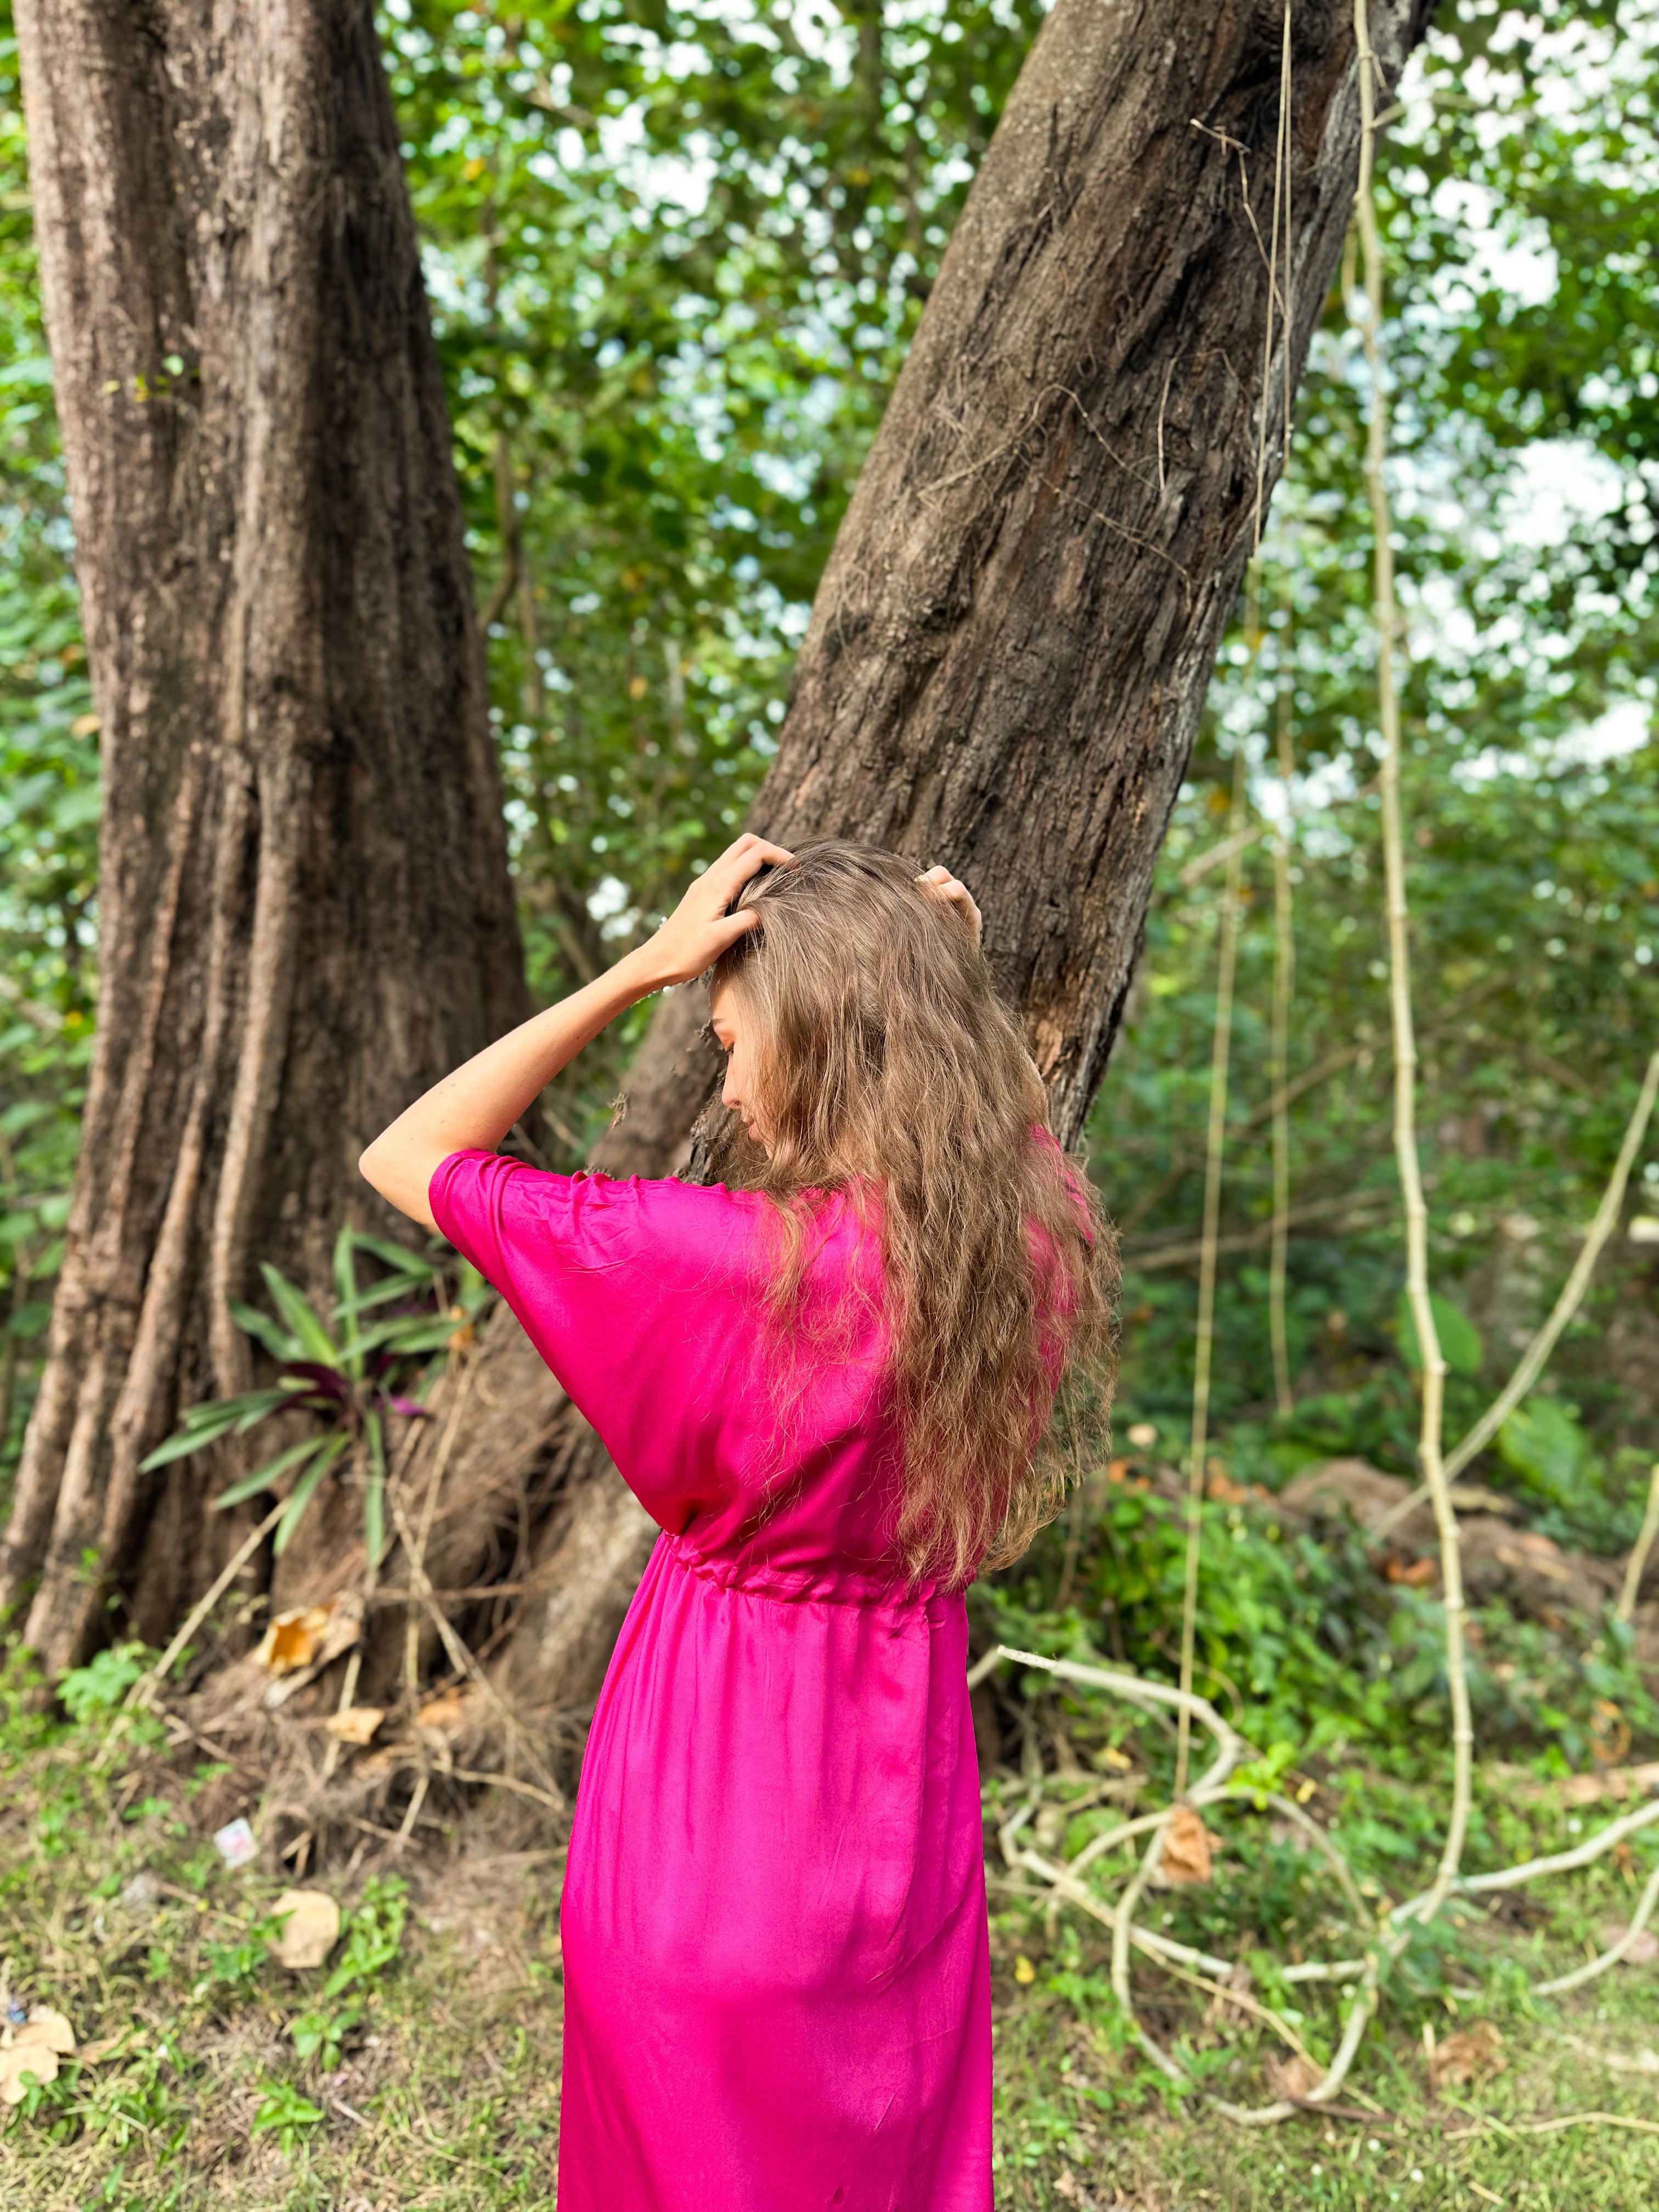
[{"xmin": 359, "ymin": 833, "xmax": 793, "ymax": 1228}]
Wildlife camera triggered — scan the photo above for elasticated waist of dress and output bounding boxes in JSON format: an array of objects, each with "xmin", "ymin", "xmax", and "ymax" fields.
[{"xmin": 664, "ymin": 1534, "xmax": 957, "ymax": 1616}]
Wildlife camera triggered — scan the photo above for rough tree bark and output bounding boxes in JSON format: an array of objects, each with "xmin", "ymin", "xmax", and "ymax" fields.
[
  {"xmin": 0, "ymin": 0, "xmax": 529, "ymax": 1671},
  {"xmin": 380, "ymin": 0, "xmax": 1436, "ymax": 1735}
]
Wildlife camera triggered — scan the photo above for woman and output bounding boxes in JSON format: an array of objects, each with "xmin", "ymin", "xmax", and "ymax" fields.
[{"xmin": 360, "ymin": 834, "xmax": 1111, "ymax": 2211}]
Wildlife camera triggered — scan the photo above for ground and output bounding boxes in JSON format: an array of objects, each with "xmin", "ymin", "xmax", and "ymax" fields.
[{"xmin": 3, "ymin": 1715, "xmax": 1658, "ymax": 2212}]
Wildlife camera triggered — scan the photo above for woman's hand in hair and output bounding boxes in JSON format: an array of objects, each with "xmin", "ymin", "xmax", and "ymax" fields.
[
  {"xmin": 358, "ymin": 831, "xmax": 794, "ymax": 1228},
  {"xmin": 918, "ymin": 864, "xmax": 983, "ymax": 947},
  {"xmin": 639, "ymin": 832, "xmax": 797, "ymax": 990}
]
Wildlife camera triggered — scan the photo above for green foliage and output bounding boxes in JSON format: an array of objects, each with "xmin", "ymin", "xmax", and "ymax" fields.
[
  {"xmin": 289, "ymin": 1874, "xmax": 411, "ymax": 2070},
  {"xmin": 137, "ymin": 1226, "xmax": 490, "ymax": 1562},
  {"xmin": 321, "ymin": 1873, "xmax": 410, "ymax": 1999},
  {"xmin": 1395, "ymin": 1288, "xmax": 1484, "ymax": 1378},
  {"xmin": 249, "ymin": 2078, "xmax": 326, "ymax": 2149},
  {"xmin": 1497, "ymin": 1396, "xmax": 1591, "ymax": 1506},
  {"xmin": 55, "ymin": 1643, "xmax": 148, "ymax": 1724}
]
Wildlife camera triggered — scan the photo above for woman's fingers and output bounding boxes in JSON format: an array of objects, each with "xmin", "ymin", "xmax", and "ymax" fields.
[
  {"xmin": 713, "ymin": 833, "xmax": 794, "ymax": 908},
  {"xmin": 712, "ymin": 907, "xmax": 760, "ymax": 951},
  {"xmin": 918, "ymin": 864, "xmax": 983, "ymax": 945}
]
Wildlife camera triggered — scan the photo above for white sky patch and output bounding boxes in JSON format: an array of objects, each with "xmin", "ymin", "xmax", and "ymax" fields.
[
  {"xmin": 1553, "ymin": 698, "xmax": 1652, "ymax": 769},
  {"xmin": 588, "ymin": 874, "xmax": 634, "ymax": 924},
  {"xmin": 1496, "ymin": 439, "xmax": 1627, "ymax": 551},
  {"xmin": 1427, "ymin": 179, "xmax": 1559, "ymax": 310}
]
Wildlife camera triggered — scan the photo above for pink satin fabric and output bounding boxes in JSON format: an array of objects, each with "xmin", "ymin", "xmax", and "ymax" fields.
[{"xmin": 430, "ymin": 1151, "xmax": 991, "ymax": 2210}]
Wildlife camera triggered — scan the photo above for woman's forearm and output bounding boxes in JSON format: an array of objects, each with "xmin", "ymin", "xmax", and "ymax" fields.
[{"xmin": 359, "ymin": 944, "xmax": 664, "ymax": 1229}]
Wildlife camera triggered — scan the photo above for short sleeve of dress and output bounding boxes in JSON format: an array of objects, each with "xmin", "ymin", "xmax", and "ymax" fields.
[{"xmin": 429, "ymin": 1148, "xmax": 746, "ymax": 1534}]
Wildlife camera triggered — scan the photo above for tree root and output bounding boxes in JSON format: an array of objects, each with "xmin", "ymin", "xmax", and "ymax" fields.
[{"xmin": 975, "ymin": 1644, "xmax": 1659, "ymax": 2121}]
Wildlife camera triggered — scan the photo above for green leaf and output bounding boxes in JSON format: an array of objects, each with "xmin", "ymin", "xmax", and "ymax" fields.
[
  {"xmin": 272, "ymin": 1435, "xmax": 350, "ymax": 1555},
  {"xmin": 1498, "ymin": 1398, "xmax": 1594, "ymax": 1506},
  {"xmin": 362, "ymin": 1408, "xmax": 387, "ymax": 1565},
  {"xmin": 331, "ymin": 1276, "xmax": 424, "ymax": 1321},
  {"xmin": 232, "ymin": 1389, "xmax": 289, "ymax": 1434},
  {"xmin": 346, "ymin": 1312, "xmax": 448, "ymax": 1361},
  {"xmin": 214, "ymin": 1432, "xmax": 334, "ymax": 1510},
  {"xmin": 333, "ymin": 1222, "xmax": 363, "ymax": 1376},
  {"xmin": 139, "ymin": 1402, "xmax": 250, "ymax": 1471},
  {"xmin": 1395, "ymin": 1289, "xmax": 1483, "ymax": 1379},
  {"xmin": 259, "ymin": 1262, "xmax": 340, "ymax": 1367},
  {"xmin": 227, "ymin": 1297, "xmax": 300, "ymax": 1364},
  {"xmin": 348, "ymin": 1231, "xmax": 435, "ymax": 1280},
  {"xmin": 364, "ymin": 1318, "xmax": 461, "ymax": 1356}
]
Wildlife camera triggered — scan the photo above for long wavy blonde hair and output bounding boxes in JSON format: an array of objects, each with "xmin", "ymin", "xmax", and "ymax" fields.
[{"xmin": 708, "ymin": 841, "xmax": 1118, "ymax": 1585}]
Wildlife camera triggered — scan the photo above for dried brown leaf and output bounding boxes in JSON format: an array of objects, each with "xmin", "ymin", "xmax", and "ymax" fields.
[
  {"xmin": 254, "ymin": 1606, "xmax": 332, "ymax": 1676},
  {"xmin": 1267, "ymin": 2053, "xmax": 1322, "ymax": 2101},
  {"xmin": 270, "ymin": 1888, "xmax": 341, "ymax": 1971},
  {"xmin": 13, "ymin": 2006, "xmax": 76, "ymax": 2055},
  {"xmin": 416, "ymin": 1689, "xmax": 470, "ymax": 1735},
  {"xmin": 325, "ymin": 1705, "xmax": 385, "ymax": 1747},
  {"xmin": 1158, "ymin": 1805, "xmax": 1214, "ymax": 1887},
  {"xmin": 1429, "ymin": 2020, "xmax": 1505, "ymax": 2094},
  {"xmin": 0, "ymin": 2043, "xmax": 59, "ymax": 2103}
]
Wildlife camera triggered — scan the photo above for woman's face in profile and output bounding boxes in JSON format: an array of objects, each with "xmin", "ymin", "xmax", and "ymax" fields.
[{"xmin": 709, "ymin": 980, "xmax": 771, "ymax": 1153}]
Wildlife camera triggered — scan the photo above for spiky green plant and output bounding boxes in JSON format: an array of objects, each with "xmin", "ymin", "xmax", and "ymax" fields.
[{"xmin": 139, "ymin": 1227, "xmax": 489, "ymax": 1562}]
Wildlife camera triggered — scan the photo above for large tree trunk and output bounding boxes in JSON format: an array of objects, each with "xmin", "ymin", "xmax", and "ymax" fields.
[
  {"xmin": 414, "ymin": 0, "xmax": 1436, "ymax": 1737},
  {"xmin": 0, "ymin": 0, "xmax": 529, "ymax": 1671}
]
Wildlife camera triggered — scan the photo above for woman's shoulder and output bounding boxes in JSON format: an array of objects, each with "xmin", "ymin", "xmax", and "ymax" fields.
[{"xmin": 431, "ymin": 1149, "xmax": 764, "ymax": 1268}]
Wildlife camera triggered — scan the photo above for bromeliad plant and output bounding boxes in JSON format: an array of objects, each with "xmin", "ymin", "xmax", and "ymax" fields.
[{"xmin": 139, "ymin": 1227, "xmax": 489, "ymax": 1562}]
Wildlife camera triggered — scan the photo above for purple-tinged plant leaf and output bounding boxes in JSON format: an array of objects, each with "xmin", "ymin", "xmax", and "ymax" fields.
[{"xmin": 280, "ymin": 1361, "xmax": 351, "ymax": 1400}]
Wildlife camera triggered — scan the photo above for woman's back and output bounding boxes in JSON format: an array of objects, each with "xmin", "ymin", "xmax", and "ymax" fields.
[
  {"xmin": 432, "ymin": 1149, "xmax": 915, "ymax": 1587},
  {"xmin": 431, "ymin": 1146, "xmax": 992, "ymax": 2212}
]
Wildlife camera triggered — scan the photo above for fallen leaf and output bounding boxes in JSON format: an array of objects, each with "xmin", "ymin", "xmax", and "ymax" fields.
[
  {"xmin": 1268, "ymin": 2053, "xmax": 1321, "ymax": 2101},
  {"xmin": 254, "ymin": 1605, "xmax": 332, "ymax": 1676},
  {"xmin": 1384, "ymin": 1554, "xmax": 1437, "ymax": 1586},
  {"xmin": 1590, "ymin": 1699, "xmax": 1633, "ymax": 1768},
  {"xmin": 417, "ymin": 1689, "xmax": 469, "ymax": 1735},
  {"xmin": 255, "ymin": 1596, "xmax": 363, "ymax": 1684},
  {"xmin": 0, "ymin": 2043, "xmax": 59, "ymax": 2103},
  {"xmin": 1429, "ymin": 2021, "xmax": 1505, "ymax": 2094},
  {"xmin": 325, "ymin": 1705, "xmax": 385, "ymax": 1747},
  {"xmin": 270, "ymin": 1888, "xmax": 341, "ymax": 1971},
  {"xmin": 13, "ymin": 2007, "xmax": 76, "ymax": 2055},
  {"xmin": 1158, "ymin": 1805, "xmax": 1214, "ymax": 1887}
]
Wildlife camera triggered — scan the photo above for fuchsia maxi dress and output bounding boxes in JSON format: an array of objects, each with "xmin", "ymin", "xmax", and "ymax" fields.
[{"xmin": 430, "ymin": 1150, "xmax": 992, "ymax": 2211}]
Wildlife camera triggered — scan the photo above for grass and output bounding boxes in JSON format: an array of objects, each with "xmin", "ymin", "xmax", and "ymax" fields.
[{"xmin": 2, "ymin": 1671, "xmax": 1657, "ymax": 2211}]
